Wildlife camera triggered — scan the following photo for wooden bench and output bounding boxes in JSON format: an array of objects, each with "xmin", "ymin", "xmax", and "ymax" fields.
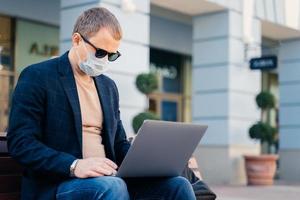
[{"xmin": 0, "ymin": 136, "xmax": 22, "ymax": 200}]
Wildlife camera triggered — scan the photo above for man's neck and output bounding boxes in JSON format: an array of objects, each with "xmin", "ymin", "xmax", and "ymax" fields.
[{"xmin": 68, "ymin": 48, "xmax": 93, "ymax": 83}]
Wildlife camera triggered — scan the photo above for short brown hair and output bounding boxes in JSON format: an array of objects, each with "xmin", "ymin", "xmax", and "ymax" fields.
[{"xmin": 73, "ymin": 7, "xmax": 122, "ymax": 40}]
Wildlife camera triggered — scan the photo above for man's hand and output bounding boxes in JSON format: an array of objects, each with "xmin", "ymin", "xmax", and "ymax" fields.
[{"xmin": 74, "ymin": 157, "xmax": 118, "ymax": 178}]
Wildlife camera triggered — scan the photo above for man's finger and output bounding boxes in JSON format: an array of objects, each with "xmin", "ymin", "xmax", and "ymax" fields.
[
  {"xmin": 104, "ymin": 158, "xmax": 118, "ymax": 169},
  {"xmin": 102, "ymin": 163, "xmax": 117, "ymax": 174},
  {"xmin": 87, "ymin": 170, "xmax": 104, "ymax": 178},
  {"xmin": 93, "ymin": 166, "xmax": 112, "ymax": 176}
]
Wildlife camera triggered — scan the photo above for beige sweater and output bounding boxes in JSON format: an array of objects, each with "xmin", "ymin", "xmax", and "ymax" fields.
[{"xmin": 72, "ymin": 65, "xmax": 106, "ymax": 159}]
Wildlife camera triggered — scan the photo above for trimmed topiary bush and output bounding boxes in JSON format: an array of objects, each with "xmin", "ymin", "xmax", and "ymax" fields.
[
  {"xmin": 132, "ymin": 111, "xmax": 159, "ymax": 134},
  {"xmin": 135, "ymin": 73, "xmax": 158, "ymax": 95},
  {"xmin": 249, "ymin": 122, "xmax": 277, "ymax": 145},
  {"xmin": 256, "ymin": 91, "xmax": 275, "ymax": 110},
  {"xmin": 249, "ymin": 91, "xmax": 278, "ymax": 153}
]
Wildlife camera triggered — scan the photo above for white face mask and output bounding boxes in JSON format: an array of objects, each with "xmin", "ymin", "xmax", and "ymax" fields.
[{"xmin": 75, "ymin": 42, "xmax": 109, "ymax": 77}]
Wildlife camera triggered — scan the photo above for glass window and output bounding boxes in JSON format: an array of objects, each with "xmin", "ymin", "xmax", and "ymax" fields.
[
  {"xmin": 149, "ymin": 48, "xmax": 191, "ymax": 122},
  {"xmin": 0, "ymin": 18, "xmax": 59, "ymax": 135},
  {"xmin": 161, "ymin": 101, "xmax": 178, "ymax": 121},
  {"xmin": 0, "ymin": 16, "xmax": 14, "ymax": 134},
  {"xmin": 150, "ymin": 48, "xmax": 183, "ymax": 93}
]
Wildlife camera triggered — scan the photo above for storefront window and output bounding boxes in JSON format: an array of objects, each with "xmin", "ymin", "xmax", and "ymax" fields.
[
  {"xmin": 149, "ymin": 48, "xmax": 191, "ymax": 122},
  {"xmin": 0, "ymin": 16, "xmax": 14, "ymax": 134},
  {"xmin": 15, "ymin": 19, "xmax": 59, "ymax": 74},
  {"xmin": 0, "ymin": 17, "xmax": 59, "ymax": 135},
  {"xmin": 161, "ymin": 101, "xmax": 178, "ymax": 121}
]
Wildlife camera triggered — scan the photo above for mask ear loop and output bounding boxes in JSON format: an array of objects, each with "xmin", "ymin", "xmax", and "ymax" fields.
[
  {"xmin": 82, "ymin": 40, "xmax": 91, "ymax": 56},
  {"xmin": 74, "ymin": 35, "xmax": 84, "ymax": 62},
  {"xmin": 74, "ymin": 34, "xmax": 90, "ymax": 62},
  {"xmin": 74, "ymin": 46, "xmax": 82, "ymax": 64}
]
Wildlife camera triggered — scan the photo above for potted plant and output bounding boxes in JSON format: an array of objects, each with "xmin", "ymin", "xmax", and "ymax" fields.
[
  {"xmin": 131, "ymin": 73, "xmax": 160, "ymax": 135},
  {"xmin": 244, "ymin": 91, "xmax": 278, "ymax": 186}
]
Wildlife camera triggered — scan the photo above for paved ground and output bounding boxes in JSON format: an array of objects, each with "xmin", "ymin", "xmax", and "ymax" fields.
[{"xmin": 211, "ymin": 182, "xmax": 300, "ymax": 200}]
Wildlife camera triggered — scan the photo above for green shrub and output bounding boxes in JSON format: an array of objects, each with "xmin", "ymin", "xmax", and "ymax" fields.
[
  {"xmin": 135, "ymin": 73, "xmax": 158, "ymax": 95},
  {"xmin": 132, "ymin": 112, "xmax": 159, "ymax": 134},
  {"xmin": 249, "ymin": 122, "xmax": 277, "ymax": 145},
  {"xmin": 256, "ymin": 91, "xmax": 275, "ymax": 110}
]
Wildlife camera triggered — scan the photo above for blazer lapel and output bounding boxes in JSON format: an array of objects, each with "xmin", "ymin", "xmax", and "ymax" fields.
[{"xmin": 58, "ymin": 52, "xmax": 83, "ymax": 151}]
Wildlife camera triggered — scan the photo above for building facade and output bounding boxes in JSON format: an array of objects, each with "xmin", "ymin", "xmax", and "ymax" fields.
[{"xmin": 1, "ymin": 0, "xmax": 300, "ymax": 184}]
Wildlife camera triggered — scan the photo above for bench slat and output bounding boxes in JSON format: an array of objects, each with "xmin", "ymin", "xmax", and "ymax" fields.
[
  {"xmin": 0, "ymin": 192, "xmax": 20, "ymax": 200},
  {"xmin": 0, "ymin": 175, "xmax": 22, "ymax": 193},
  {"xmin": 0, "ymin": 157, "xmax": 22, "ymax": 175}
]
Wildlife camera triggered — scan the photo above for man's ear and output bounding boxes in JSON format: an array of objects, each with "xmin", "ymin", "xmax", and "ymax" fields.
[{"xmin": 72, "ymin": 33, "xmax": 81, "ymax": 46}]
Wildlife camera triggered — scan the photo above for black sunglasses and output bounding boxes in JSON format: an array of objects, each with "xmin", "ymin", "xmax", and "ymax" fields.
[{"xmin": 79, "ymin": 33, "xmax": 121, "ymax": 62}]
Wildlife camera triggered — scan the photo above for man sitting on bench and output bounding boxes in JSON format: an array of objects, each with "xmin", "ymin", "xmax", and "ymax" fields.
[{"xmin": 7, "ymin": 7, "xmax": 196, "ymax": 200}]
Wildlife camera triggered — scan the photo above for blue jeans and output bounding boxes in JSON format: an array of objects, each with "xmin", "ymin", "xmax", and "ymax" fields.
[{"xmin": 56, "ymin": 176, "xmax": 196, "ymax": 200}]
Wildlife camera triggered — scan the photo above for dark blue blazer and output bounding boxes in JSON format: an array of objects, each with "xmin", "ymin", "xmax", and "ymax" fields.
[{"xmin": 7, "ymin": 51, "xmax": 131, "ymax": 200}]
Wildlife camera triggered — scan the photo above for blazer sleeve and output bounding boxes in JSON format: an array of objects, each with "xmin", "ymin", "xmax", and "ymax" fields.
[
  {"xmin": 7, "ymin": 66, "xmax": 76, "ymax": 178},
  {"xmin": 112, "ymin": 81, "xmax": 131, "ymax": 166}
]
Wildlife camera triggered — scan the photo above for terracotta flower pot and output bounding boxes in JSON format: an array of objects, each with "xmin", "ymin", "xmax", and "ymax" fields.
[{"xmin": 244, "ymin": 154, "xmax": 278, "ymax": 186}]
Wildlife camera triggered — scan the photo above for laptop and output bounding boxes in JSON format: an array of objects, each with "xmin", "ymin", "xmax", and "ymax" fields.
[{"xmin": 116, "ymin": 120, "xmax": 208, "ymax": 178}]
